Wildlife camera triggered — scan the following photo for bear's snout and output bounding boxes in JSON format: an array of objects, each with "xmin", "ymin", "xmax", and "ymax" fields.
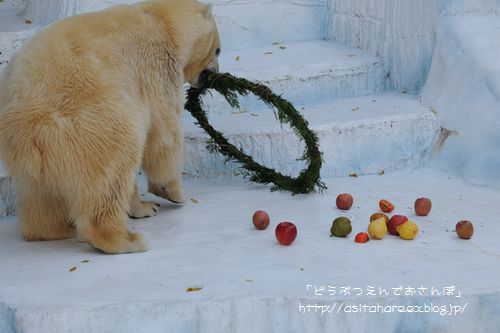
[{"xmin": 197, "ymin": 68, "xmax": 218, "ymax": 89}]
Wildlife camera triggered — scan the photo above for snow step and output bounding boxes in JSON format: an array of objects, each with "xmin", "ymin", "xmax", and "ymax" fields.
[
  {"xmin": 214, "ymin": 1, "xmax": 326, "ymax": 51},
  {"xmin": 209, "ymin": 40, "xmax": 387, "ymax": 108},
  {"xmin": 182, "ymin": 93, "xmax": 439, "ymax": 179}
]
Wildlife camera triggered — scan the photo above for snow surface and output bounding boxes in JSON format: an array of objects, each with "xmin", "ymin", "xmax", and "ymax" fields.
[{"xmin": 1, "ymin": 169, "xmax": 500, "ymax": 332}]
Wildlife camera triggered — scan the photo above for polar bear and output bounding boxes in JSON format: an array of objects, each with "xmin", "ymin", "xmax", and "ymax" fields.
[{"xmin": 0, "ymin": 0, "xmax": 221, "ymax": 253}]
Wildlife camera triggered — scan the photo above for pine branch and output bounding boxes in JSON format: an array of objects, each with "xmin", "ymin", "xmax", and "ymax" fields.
[{"xmin": 184, "ymin": 72, "xmax": 326, "ymax": 194}]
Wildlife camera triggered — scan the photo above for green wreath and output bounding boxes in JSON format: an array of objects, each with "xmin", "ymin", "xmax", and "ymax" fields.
[{"xmin": 185, "ymin": 72, "xmax": 326, "ymax": 194}]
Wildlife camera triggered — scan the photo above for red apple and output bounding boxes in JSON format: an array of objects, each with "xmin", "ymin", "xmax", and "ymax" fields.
[
  {"xmin": 336, "ymin": 193, "xmax": 353, "ymax": 210},
  {"xmin": 379, "ymin": 199, "xmax": 395, "ymax": 213},
  {"xmin": 414, "ymin": 197, "xmax": 432, "ymax": 216},
  {"xmin": 354, "ymin": 232, "xmax": 369, "ymax": 243},
  {"xmin": 387, "ymin": 215, "xmax": 408, "ymax": 235},
  {"xmin": 456, "ymin": 220, "xmax": 473, "ymax": 239},
  {"xmin": 252, "ymin": 210, "xmax": 270, "ymax": 230},
  {"xmin": 275, "ymin": 222, "xmax": 297, "ymax": 245}
]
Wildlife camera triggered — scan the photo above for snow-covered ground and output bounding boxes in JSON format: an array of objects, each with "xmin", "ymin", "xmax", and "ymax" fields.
[{"xmin": 1, "ymin": 169, "xmax": 499, "ymax": 332}]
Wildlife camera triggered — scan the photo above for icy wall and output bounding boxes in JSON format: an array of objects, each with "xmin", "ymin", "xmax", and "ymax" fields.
[
  {"xmin": 445, "ymin": 0, "xmax": 500, "ymax": 15},
  {"xmin": 325, "ymin": 0, "xmax": 500, "ymax": 92},
  {"xmin": 0, "ymin": 0, "xmax": 25, "ymax": 8},
  {"xmin": 422, "ymin": 13, "xmax": 500, "ymax": 187},
  {"xmin": 326, "ymin": 0, "xmax": 500, "ymax": 186},
  {"xmin": 325, "ymin": 0, "xmax": 440, "ymax": 93}
]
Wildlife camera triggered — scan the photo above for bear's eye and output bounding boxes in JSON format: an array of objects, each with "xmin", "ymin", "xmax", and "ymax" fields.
[{"xmin": 215, "ymin": 48, "xmax": 221, "ymax": 56}]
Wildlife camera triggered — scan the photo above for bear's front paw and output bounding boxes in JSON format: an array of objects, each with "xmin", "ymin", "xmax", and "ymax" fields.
[
  {"xmin": 149, "ymin": 182, "xmax": 185, "ymax": 204},
  {"xmin": 128, "ymin": 201, "xmax": 160, "ymax": 219}
]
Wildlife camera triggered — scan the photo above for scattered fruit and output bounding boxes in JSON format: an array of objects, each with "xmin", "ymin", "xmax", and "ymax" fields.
[
  {"xmin": 354, "ymin": 232, "xmax": 369, "ymax": 243},
  {"xmin": 368, "ymin": 217, "xmax": 388, "ymax": 239},
  {"xmin": 252, "ymin": 210, "xmax": 270, "ymax": 230},
  {"xmin": 336, "ymin": 193, "xmax": 353, "ymax": 210},
  {"xmin": 456, "ymin": 220, "xmax": 474, "ymax": 239},
  {"xmin": 387, "ymin": 215, "xmax": 408, "ymax": 235},
  {"xmin": 414, "ymin": 197, "xmax": 432, "ymax": 216},
  {"xmin": 379, "ymin": 199, "xmax": 395, "ymax": 213},
  {"xmin": 397, "ymin": 220, "xmax": 419, "ymax": 240},
  {"xmin": 370, "ymin": 212, "xmax": 389, "ymax": 224},
  {"xmin": 275, "ymin": 222, "xmax": 297, "ymax": 245},
  {"xmin": 330, "ymin": 217, "xmax": 352, "ymax": 237}
]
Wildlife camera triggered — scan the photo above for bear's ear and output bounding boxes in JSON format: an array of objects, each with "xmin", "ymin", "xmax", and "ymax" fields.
[{"xmin": 201, "ymin": 4, "xmax": 213, "ymax": 19}]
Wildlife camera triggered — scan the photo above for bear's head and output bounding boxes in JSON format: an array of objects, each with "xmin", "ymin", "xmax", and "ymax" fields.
[
  {"xmin": 183, "ymin": 2, "xmax": 221, "ymax": 88},
  {"xmin": 161, "ymin": 0, "xmax": 221, "ymax": 88}
]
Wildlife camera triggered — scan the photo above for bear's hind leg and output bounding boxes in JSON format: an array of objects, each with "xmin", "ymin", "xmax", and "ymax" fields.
[
  {"xmin": 75, "ymin": 209, "xmax": 149, "ymax": 254},
  {"xmin": 76, "ymin": 214, "xmax": 149, "ymax": 254},
  {"xmin": 18, "ymin": 187, "xmax": 75, "ymax": 241},
  {"xmin": 73, "ymin": 179, "xmax": 149, "ymax": 254}
]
